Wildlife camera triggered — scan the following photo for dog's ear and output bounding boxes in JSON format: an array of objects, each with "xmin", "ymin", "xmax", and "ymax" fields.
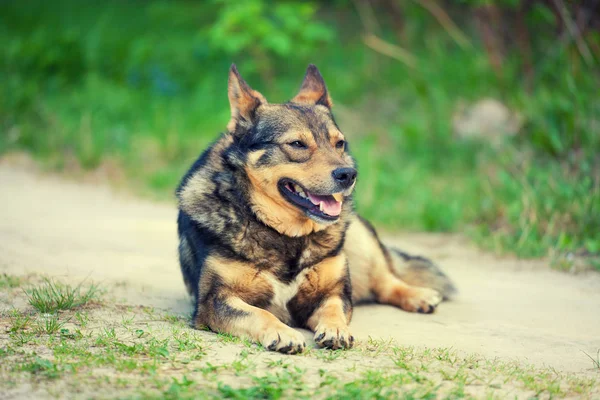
[
  {"xmin": 291, "ymin": 64, "xmax": 332, "ymax": 108},
  {"xmin": 227, "ymin": 64, "xmax": 267, "ymax": 132}
]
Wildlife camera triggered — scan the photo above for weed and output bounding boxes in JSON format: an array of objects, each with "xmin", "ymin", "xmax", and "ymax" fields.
[
  {"xmin": 10, "ymin": 332, "xmax": 36, "ymax": 346},
  {"xmin": 162, "ymin": 312, "xmax": 185, "ymax": 325},
  {"xmin": 164, "ymin": 376, "xmax": 195, "ymax": 399},
  {"xmin": 19, "ymin": 357, "xmax": 62, "ymax": 379},
  {"xmin": 146, "ymin": 338, "xmax": 170, "ymax": 359},
  {"xmin": 217, "ymin": 332, "xmax": 242, "ymax": 344},
  {"xmin": 121, "ymin": 314, "xmax": 135, "ymax": 327},
  {"xmin": 35, "ymin": 314, "xmax": 66, "ymax": 335},
  {"xmin": 74, "ymin": 311, "xmax": 89, "ymax": 328},
  {"xmin": 582, "ymin": 349, "xmax": 600, "ymax": 370},
  {"xmin": 314, "ymin": 349, "xmax": 345, "ymax": 363},
  {"xmin": 0, "ymin": 274, "xmax": 23, "ymax": 289},
  {"xmin": 25, "ymin": 279, "xmax": 99, "ymax": 313},
  {"xmin": 173, "ymin": 331, "xmax": 203, "ymax": 352},
  {"xmin": 218, "ymin": 367, "xmax": 306, "ymax": 399},
  {"xmin": 265, "ymin": 359, "xmax": 289, "ymax": 369},
  {"xmin": 7, "ymin": 309, "xmax": 31, "ymax": 333},
  {"xmin": 391, "ymin": 346, "xmax": 415, "ymax": 370}
]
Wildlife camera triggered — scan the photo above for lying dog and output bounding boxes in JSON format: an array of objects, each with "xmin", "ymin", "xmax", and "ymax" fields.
[{"xmin": 176, "ymin": 64, "xmax": 455, "ymax": 353}]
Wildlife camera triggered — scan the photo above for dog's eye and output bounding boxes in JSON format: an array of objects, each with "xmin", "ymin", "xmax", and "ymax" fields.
[
  {"xmin": 289, "ymin": 141, "xmax": 307, "ymax": 149},
  {"xmin": 336, "ymin": 140, "xmax": 345, "ymax": 150}
]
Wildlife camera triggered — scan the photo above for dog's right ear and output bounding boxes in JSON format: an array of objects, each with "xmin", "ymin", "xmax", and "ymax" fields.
[{"xmin": 227, "ymin": 64, "xmax": 267, "ymax": 133}]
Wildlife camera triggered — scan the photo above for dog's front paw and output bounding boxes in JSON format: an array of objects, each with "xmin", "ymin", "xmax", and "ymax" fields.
[
  {"xmin": 261, "ymin": 326, "xmax": 306, "ymax": 354},
  {"xmin": 399, "ymin": 287, "xmax": 442, "ymax": 314},
  {"xmin": 314, "ymin": 323, "xmax": 354, "ymax": 350}
]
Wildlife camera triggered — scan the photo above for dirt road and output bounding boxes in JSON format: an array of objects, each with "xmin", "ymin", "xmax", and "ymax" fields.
[{"xmin": 1, "ymin": 163, "xmax": 599, "ymax": 374}]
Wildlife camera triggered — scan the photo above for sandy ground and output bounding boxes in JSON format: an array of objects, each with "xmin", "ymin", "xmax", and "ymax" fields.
[{"xmin": 1, "ymin": 163, "xmax": 599, "ymax": 375}]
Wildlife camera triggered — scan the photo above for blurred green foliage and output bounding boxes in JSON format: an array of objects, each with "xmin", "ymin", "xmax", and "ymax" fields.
[
  {"xmin": 208, "ymin": 0, "xmax": 334, "ymax": 79},
  {"xmin": 0, "ymin": 0, "xmax": 598, "ymax": 269}
]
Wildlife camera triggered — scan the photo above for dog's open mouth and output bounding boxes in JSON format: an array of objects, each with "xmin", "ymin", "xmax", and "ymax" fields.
[{"xmin": 278, "ymin": 179, "xmax": 343, "ymax": 221}]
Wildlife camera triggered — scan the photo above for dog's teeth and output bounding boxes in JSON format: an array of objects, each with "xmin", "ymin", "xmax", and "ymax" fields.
[
  {"xmin": 319, "ymin": 202, "xmax": 324, "ymax": 212},
  {"xmin": 298, "ymin": 190, "xmax": 307, "ymax": 198},
  {"xmin": 332, "ymin": 193, "xmax": 343, "ymax": 202}
]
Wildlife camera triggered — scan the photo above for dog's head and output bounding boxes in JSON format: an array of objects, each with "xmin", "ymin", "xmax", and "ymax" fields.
[{"xmin": 228, "ymin": 64, "xmax": 356, "ymax": 236}]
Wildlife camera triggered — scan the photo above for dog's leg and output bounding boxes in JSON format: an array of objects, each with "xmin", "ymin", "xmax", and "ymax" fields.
[
  {"xmin": 307, "ymin": 295, "xmax": 354, "ymax": 349},
  {"xmin": 196, "ymin": 295, "xmax": 306, "ymax": 354},
  {"xmin": 195, "ymin": 255, "xmax": 306, "ymax": 354},
  {"xmin": 345, "ymin": 216, "xmax": 443, "ymax": 313},
  {"xmin": 371, "ymin": 273, "xmax": 442, "ymax": 314},
  {"xmin": 291, "ymin": 254, "xmax": 354, "ymax": 349}
]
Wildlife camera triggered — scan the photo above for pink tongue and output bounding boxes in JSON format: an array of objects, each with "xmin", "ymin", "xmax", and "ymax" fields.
[{"xmin": 307, "ymin": 193, "xmax": 342, "ymax": 216}]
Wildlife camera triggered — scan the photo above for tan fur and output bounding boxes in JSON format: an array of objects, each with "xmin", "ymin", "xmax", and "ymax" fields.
[
  {"xmin": 245, "ymin": 164, "xmax": 325, "ymax": 237},
  {"xmin": 200, "ymin": 256, "xmax": 272, "ymax": 306},
  {"xmin": 195, "ymin": 256, "xmax": 305, "ymax": 353},
  {"xmin": 298, "ymin": 254, "xmax": 354, "ymax": 349},
  {"xmin": 307, "ymin": 296, "xmax": 353, "ymax": 349},
  {"xmin": 221, "ymin": 297, "xmax": 306, "ymax": 354},
  {"xmin": 243, "ymin": 107, "xmax": 353, "ymax": 237},
  {"xmin": 302, "ymin": 253, "xmax": 348, "ymax": 297},
  {"xmin": 344, "ymin": 216, "xmax": 442, "ymax": 311}
]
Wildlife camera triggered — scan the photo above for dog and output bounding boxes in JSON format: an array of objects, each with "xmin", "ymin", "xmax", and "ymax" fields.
[{"xmin": 176, "ymin": 64, "xmax": 456, "ymax": 354}]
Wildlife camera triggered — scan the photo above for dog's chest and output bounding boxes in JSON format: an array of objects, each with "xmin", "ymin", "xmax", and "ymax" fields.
[{"xmin": 263, "ymin": 269, "xmax": 310, "ymax": 325}]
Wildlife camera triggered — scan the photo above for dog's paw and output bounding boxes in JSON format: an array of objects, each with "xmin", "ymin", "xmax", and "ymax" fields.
[
  {"xmin": 399, "ymin": 287, "xmax": 442, "ymax": 314},
  {"xmin": 261, "ymin": 326, "xmax": 306, "ymax": 354},
  {"xmin": 314, "ymin": 323, "xmax": 354, "ymax": 350}
]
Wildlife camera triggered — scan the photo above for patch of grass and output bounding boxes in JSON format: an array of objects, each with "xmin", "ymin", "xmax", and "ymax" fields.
[
  {"xmin": 1, "ymin": 275, "xmax": 598, "ymax": 399},
  {"xmin": 74, "ymin": 311, "xmax": 89, "ymax": 327},
  {"xmin": 10, "ymin": 332, "xmax": 36, "ymax": 347},
  {"xmin": 35, "ymin": 314, "xmax": 66, "ymax": 335},
  {"xmin": 0, "ymin": 273, "xmax": 23, "ymax": 289},
  {"xmin": 163, "ymin": 376, "xmax": 196, "ymax": 399},
  {"xmin": 2, "ymin": 304, "xmax": 598, "ymax": 399},
  {"xmin": 219, "ymin": 367, "xmax": 307, "ymax": 399},
  {"xmin": 18, "ymin": 357, "xmax": 62, "ymax": 380},
  {"xmin": 314, "ymin": 348, "xmax": 345, "ymax": 363},
  {"xmin": 25, "ymin": 279, "xmax": 99, "ymax": 313},
  {"xmin": 216, "ymin": 332, "xmax": 243, "ymax": 345},
  {"xmin": 329, "ymin": 369, "xmax": 433, "ymax": 399},
  {"xmin": 172, "ymin": 330, "xmax": 204, "ymax": 353},
  {"xmin": 7, "ymin": 309, "xmax": 32, "ymax": 333}
]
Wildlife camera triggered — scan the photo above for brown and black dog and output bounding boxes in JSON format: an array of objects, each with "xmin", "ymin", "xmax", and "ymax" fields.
[{"xmin": 176, "ymin": 64, "xmax": 455, "ymax": 354}]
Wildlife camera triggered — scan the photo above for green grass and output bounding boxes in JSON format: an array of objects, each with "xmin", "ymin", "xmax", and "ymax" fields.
[
  {"xmin": 583, "ymin": 350, "xmax": 600, "ymax": 370},
  {"xmin": 1, "ymin": 0, "xmax": 599, "ymax": 269},
  {"xmin": 0, "ymin": 274, "xmax": 24, "ymax": 289},
  {"xmin": 34, "ymin": 314, "xmax": 66, "ymax": 335},
  {"xmin": 18, "ymin": 357, "xmax": 62, "ymax": 380},
  {"xmin": 0, "ymin": 286, "xmax": 598, "ymax": 399},
  {"xmin": 7, "ymin": 309, "xmax": 32, "ymax": 333},
  {"xmin": 25, "ymin": 279, "xmax": 99, "ymax": 313}
]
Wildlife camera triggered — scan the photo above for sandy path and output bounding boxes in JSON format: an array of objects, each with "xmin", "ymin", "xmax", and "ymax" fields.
[{"xmin": 1, "ymin": 163, "xmax": 599, "ymax": 374}]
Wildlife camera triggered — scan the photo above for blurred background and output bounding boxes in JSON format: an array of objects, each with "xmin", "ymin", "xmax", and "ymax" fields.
[{"xmin": 0, "ymin": 0, "xmax": 598, "ymax": 270}]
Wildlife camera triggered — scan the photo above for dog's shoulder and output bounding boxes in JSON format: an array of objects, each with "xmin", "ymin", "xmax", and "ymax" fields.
[{"xmin": 176, "ymin": 133, "xmax": 235, "ymax": 198}]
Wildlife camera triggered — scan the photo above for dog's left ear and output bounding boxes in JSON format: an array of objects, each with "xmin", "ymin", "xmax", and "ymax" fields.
[{"xmin": 291, "ymin": 64, "xmax": 332, "ymax": 108}]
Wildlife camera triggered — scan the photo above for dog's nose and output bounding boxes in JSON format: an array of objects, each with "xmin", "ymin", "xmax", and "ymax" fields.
[{"xmin": 332, "ymin": 167, "xmax": 357, "ymax": 188}]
